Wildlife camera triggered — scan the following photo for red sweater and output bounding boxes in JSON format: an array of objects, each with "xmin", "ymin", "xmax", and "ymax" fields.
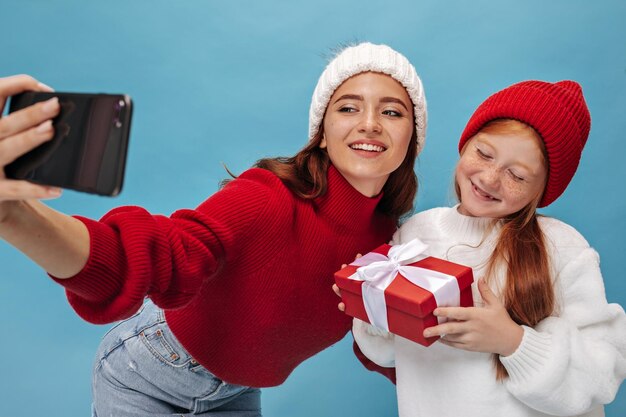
[{"xmin": 54, "ymin": 165, "xmax": 396, "ymax": 387}]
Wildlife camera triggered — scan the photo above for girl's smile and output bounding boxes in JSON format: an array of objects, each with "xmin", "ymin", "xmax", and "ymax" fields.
[
  {"xmin": 456, "ymin": 120, "xmax": 548, "ymax": 219},
  {"xmin": 470, "ymin": 180, "xmax": 500, "ymax": 202}
]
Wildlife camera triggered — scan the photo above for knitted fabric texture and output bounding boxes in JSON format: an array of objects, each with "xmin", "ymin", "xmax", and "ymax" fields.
[
  {"xmin": 53, "ymin": 166, "xmax": 396, "ymax": 387},
  {"xmin": 458, "ymin": 80, "xmax": 591, "ymax": 207},
  {"xmin": 354, "ymin": 206, "xmax": 626, "ymax": 417},
  {"xmin": 309, "ymin": 42, "xmax": 427, "ymax": 154}
]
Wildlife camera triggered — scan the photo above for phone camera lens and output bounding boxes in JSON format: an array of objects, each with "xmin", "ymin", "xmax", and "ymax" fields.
[{"xmin": 113, "ymin": 99, "xmax": 125, "ymax": 127}]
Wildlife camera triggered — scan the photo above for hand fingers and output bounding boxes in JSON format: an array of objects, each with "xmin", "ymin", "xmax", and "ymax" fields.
[
  {"xmin": 437, "ymin": 337, "xmax": 465, "ymax": 348},
  {"xmin": 332, "ymin": 284, "xmax": 345, "ymax": 311},
  {"xmin": 0, "ymin": 120, "xmax": 55, "ymax": 167},
  {"xmin": 0, "ymin": 179, "xmax": 62, "ymax": 201},
  {"xmin": 0, "ymin": 97, "xmax": 60, "ymax": 139},
  {"xmin": 332, "ymin": 283, "xmax": 342, "ymax": 297},
  {"xmin": 341, "ymin": 253, "xmax": 362, "ymax": 268},
  {"xmin": 423, "ymin": 321, "xmax": 467, "ymax": 338},
  {"xmin": 0, "ymin": 74, "xmax": 53, "ymax": 113},
  {"xmin": 477, "ymin": 279, "xmax": 499, "ymax": 306},
  {"xmin": 424, "ymin": 324, "xmax": 445, "ymax": 338},
  {"xmin": 0, "ymin": 74, "xmax": 53, "ymax": 95},
  {"xmin": 433, "ymin": 306, "xmax": 472, "ymax": 321}
]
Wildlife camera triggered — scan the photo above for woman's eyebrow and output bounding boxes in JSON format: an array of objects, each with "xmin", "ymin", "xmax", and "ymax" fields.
[
  {"xmin": 333, "ymin": 94, "xmax": 409, "ymax": 111},
  {"xmin": 380, "ymin": 97, "xmax": 409, "ymax": 111},
  {"xmin": 333, "ymin": 94, "xmax": 363, "ymax": 103}
]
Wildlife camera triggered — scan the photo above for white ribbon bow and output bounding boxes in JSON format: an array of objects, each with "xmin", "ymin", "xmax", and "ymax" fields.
[{"xmin": 349, "ymin": 238, "xmax": 460, "ymax": 330}]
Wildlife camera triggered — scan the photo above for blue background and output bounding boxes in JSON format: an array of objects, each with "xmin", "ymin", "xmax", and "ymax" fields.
[{"xmin": 1, "ymin": 1, "xmax": 624, "ymax": 416}]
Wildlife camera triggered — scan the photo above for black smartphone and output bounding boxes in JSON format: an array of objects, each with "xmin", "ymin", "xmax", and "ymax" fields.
[{"xmin": 5, "ymin": 91, "xmax": 133, "ymax": 196}]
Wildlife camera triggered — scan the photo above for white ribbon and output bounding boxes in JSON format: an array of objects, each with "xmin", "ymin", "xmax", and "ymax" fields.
[{"xmin": 349, "ymin": 238, "xmax": 460, "ymax": 331}]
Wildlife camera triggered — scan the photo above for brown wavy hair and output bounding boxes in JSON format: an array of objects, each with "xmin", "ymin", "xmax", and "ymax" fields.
[
  {"xmin": 456, "ymin": 119, "xmax": 554, "ymax": 381},
  {"xmin": 250, "ymin": 125, "xmax": 419, "ymax": 221}
]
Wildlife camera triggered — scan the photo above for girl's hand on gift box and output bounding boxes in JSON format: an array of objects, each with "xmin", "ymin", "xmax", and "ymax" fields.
[{"xmin": 422, "ymin": 279, "xmax": 524, "ymax": 356}]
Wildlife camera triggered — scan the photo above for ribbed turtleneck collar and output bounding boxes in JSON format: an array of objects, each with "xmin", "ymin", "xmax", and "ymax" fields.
[
  {"xmin": 313, "ymin": 164, "xmax": 386, "ymax": 231},
  {"xmin": 439, "ymin": 204, "xmax": 501, "ymax": 245}
]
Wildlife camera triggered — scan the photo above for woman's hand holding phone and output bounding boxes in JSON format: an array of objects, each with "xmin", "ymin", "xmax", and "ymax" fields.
[
  {"xmin": 0, "ymin": 77, "xmax": 90, "ymax": 280},
  {"xmin": 0, "ymin": 74, "xmax": 63, "ymax": 216},
  {"xmin": 0, "ymin": 73, "xmax": 130, "ymax": 278}
]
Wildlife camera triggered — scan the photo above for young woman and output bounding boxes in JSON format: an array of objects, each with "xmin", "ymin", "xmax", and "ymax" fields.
[
  {"xmin": 350, "ymin": 80, "xmax": 626, "ymax": 417},
  {"xmin": 0, "ymin": 42, "xmax": 426, "ymax": 416}
]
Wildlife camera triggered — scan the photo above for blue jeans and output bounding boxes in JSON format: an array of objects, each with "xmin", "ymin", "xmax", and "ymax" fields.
[{"xmin": 92, "ymin": 300, "xmax": 262, "ymax": 416}]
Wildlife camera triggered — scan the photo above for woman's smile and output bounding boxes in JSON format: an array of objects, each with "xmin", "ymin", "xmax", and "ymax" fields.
[{"xmin": 321, "ymin": 72, "xmax": 414, "ymax": 197}]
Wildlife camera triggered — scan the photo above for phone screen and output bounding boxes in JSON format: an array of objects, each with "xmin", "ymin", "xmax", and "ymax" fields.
[{"xmin": 6, "ymin": 91, "xmax": 132, "ymax": 196}]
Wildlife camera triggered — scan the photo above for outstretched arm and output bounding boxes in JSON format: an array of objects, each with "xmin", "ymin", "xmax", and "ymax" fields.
[
  {"xmin": 0, "ymin": 75, "xmax": 89, "ymax": 278},
  {"xmin": 1, "ymin": 200, "xmax": 89, "ymax": 278}
]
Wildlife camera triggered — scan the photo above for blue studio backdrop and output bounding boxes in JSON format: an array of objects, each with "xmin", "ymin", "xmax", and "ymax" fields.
[{"xmin": 1, "ymin": 1, "xmax": 625, "ymax": 416}]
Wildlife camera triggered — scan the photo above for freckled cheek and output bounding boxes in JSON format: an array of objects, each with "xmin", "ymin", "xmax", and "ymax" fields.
[
  {"xmin": 458, "ymin": 154, "xmax": 488, "ymax": 175},
  {"xmin": 501, "ymin": 179, "xmax": 535, "ymax": 205},
  {"xmin": 504, "ymin": 180, "xmax": 524, "ymax": 196}
]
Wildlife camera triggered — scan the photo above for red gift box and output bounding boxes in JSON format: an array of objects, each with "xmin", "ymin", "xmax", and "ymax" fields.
[{"xmin": 335, "ymin": 241, "xmax": 474, "ymax": 347}]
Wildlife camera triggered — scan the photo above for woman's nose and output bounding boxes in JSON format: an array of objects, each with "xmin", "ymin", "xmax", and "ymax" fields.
[{"xmin": 358, "ymin": 109, "xmax": 382, "ymax": 134}]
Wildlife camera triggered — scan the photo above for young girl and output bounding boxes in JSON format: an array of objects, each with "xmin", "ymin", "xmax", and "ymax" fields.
[
  {"xmin": 0, "ymin": 42, "xmax": 426, "ymax": 416},
  {"xmin": 351, "ymin": 80, "xmax": 626, "ymax": 416}
]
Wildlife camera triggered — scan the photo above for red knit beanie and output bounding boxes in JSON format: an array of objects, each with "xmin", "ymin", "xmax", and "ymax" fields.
[{"xmin": 458, "ymin": 80, "xmax": 591, "ymax": 207}]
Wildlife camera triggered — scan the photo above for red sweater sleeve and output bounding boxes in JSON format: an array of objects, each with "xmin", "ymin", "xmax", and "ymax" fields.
[
  {"xmin": 53, "ymin": 169, "xmax": 290, "ymax": 324},
  {"xmin": 352, "ymin": 339, "xmax": 397, "ymax": 384}
]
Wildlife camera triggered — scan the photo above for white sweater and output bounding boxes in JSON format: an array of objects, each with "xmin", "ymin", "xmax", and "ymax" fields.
[{"xmin": 353, "ymin": 207, "xmax": 626, "ymax": 417}]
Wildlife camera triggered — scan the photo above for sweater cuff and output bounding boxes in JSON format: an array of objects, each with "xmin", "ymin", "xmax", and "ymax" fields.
[
  {"xmin": 356, "ymin": 318, "xmax": 393, "ymax": 338},
  {"xmin": 50, "ymin": 215, "xmax": 150, "ymax": 324},
  {"xmin": 352, "ymin": 319, "xmax": 395, "ymax": 367},
  {"xmin": 50, "ymin": 216, "xmax": 128, "ymax": 304},
  {"xmin": 500, "ymin": 325, "xmax": 552, "ymax": 385}
]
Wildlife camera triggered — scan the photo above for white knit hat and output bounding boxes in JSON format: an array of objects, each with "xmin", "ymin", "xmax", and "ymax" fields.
[{"xmin": 309, "ymin": 42, "xmax": 427, "ymax": 154}]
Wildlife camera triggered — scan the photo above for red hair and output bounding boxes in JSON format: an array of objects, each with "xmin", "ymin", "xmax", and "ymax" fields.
[{"xmin": 456, "ymin": 119, "xmax": 554, "ymax": 380}]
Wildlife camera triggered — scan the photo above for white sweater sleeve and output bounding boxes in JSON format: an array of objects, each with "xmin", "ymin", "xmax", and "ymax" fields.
[
  {"xmin": 500, "ymin": 247, "xmax": 626, "ymax": 416},
  {"xmin": 352, "ymin": 318, "xmax": 396, "ymax": 368}
]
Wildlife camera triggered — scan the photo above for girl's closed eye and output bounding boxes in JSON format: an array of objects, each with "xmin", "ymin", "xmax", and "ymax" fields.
[
  {"xmin": 475, "ymin": 146, "xmax": 492, "ymax": 160},
  {"xmin": 508, "ymin": 169, "xmax": 525, "ymax": 182}
]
